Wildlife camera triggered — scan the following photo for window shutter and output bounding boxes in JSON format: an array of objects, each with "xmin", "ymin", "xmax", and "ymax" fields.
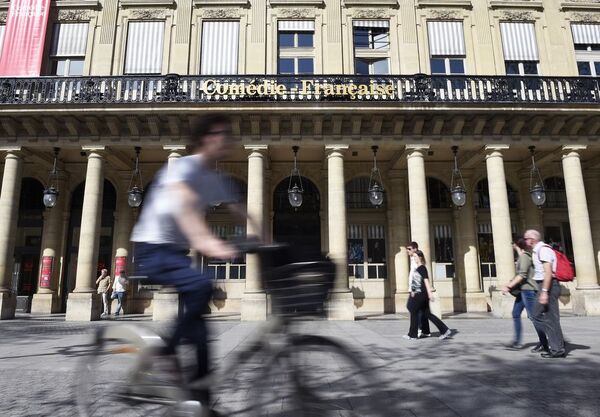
[
  {"xmin": 571, "ymin": 23, "xmax": 600, "ymax": 45},
  {"xmin": 427, "ymin": 21, "xmax": 465, "ymax": 56},
  {"xmin": 50, "ymin": 23, "xmax": 89, "ymax": 57},
  {"xmin": 353, "ymin": 20, "xmax": 389, "ymax": 28},
  {"xmin": 278, "ymin": 21, "xmax": 314, "ymax": 31},
  {"xmin": 348, "ymin": 225, "xmax": 363, "ymax": 239},
  {"xmin": 124, "ymin": 21, "xmax": 164, "ymax": 74},
  {"xmin": 500, "ymin": 22, "xmax": 539, "ymax": 61},
  {"xmin": 201, "ymin": 21, "xmax": 239, "ymax": 75}
]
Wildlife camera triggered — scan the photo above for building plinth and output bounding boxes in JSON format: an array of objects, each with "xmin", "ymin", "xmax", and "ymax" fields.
[
  {"xmin": 240, "ymin": 292, "xmax": 267, "ymax": 321},
  {"xmin": 65, "ymin": 293, "xmax": 102, "ymax": 321},
  {"xmin": 152, "ymin": 291, "xmax": 180, "ymax": 321},
  {"xmin": 464, "ymin": 292, "xmax": 488, "ymax": 313},
  {"xmin": 327, "ymin": 290, "xmax": 355, "ymax": 320},
  {"xmin": 0, "ymin": 292, "xmax": 16, "ymax": 320},
  {"xmin": 573, "ymin": 288, "xmax": 600, "ymax": 316},
  {"xmin": 31, "ymin": 293, "xmax": 61, "ymax": 314},
  {"xmin": 490, "ymin": 290, "xmax": 514, "ymax": 318}
]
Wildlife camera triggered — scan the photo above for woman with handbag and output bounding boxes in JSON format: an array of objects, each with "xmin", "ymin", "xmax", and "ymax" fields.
[
  {"xmin": 403, "ymin": 250, "xmax": 452, "ymax": 340},
  {"xmin": 110, "ymin": 272, "xmax": 128, "ymax": 316},
  {"xmin": 502, "ymin": 238, "xmax": 546, "ymax": 349}
]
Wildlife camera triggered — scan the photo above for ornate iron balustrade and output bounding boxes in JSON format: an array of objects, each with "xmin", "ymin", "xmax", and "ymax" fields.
[{"xmin": 0, "ymin": 73, "xmax": 599, "ymax": 105}]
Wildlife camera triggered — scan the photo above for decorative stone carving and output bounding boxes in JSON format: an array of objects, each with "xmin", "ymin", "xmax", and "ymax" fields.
[
  {"xmin": 352, "ymin": 8, "xmax": 389, "ymax": 19},
  {"xmin": 57, "ymin": 9, "xmax": 91, "ymax": 21},
  {"xmin": 570, "ymin": 12, "xmax": 600, "ymax": 21},
  {"xmin": 202, "ymin": 8, "xmax": 242, "ymax": 19},
  {"xmin": 428, "ymin": 9, "xmax": 462, "ymax": 20},
  {"xmin": 500, "ymin": 10, "xmax": 534, "ymax": 20},
  {"xmin": 0, "ymin": 11, "xmax": 7, "ymax": 24},
  {"xmin": 278, "ymin": 8, "xmax": 314, "ymax": 19},
  {"xmin": 130, "ymin": 9, "xmax": 169, "ymax": 20}
]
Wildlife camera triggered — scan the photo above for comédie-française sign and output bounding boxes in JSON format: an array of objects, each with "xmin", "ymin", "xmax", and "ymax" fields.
[{"xmin": 201, "ymin": 79, "xmax": 397, "ymax": 100}]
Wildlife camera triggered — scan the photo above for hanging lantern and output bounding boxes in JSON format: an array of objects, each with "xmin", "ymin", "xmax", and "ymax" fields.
[
  {"xmin": 450, "ymin": 146, "xmax": 467, "ymax": 208},
  {"xmin": 288, "ymin": 146, "xmax": 304, "ymax": 209},
  {"xmin": 127, "ymin": 147, "xmax": 144, "ymax": 208},
  {"xmin": 528, "ymin": 146, "xmax": 546, "ymax": 208},
  {"xmin": 43, "ymin": 148, "xmax": 60, "ymax": 208},
  {"xmin": 368, "ymin": 146, "xmax": 384, "ymax": 207}
]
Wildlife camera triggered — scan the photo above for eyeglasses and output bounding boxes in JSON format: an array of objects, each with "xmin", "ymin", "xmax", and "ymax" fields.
[{"xmin": 208, "ymin": 129, "xmax": 232, "ymax": 135}]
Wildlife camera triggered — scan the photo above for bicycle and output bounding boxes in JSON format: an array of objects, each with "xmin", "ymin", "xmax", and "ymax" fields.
[{"xmin": 76, "ymin": 242, "xmax": 391, "ymax": 417}]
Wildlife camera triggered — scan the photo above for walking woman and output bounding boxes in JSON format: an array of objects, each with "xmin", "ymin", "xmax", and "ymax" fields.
[
  {"xmin": 502, "ymin": 238, "xmax": 546, "ymax": 349},
  {"xmin": 404, "ymin": 250, "xmax": 452, "ymax": 340}
]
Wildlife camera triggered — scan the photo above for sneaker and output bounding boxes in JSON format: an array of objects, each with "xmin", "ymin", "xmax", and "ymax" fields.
[
  {"xmin": 402, "ymin": 335, "xmax": 417, "ymax": 340},
  {"xmin": 439, "ymin": 329, "xmax": 452, "ymax": 340},
  {"xmin": 530, "ymin": 344, "xmax": 549, "ymax": 353},
  {"xmin": 509, "ymin": 342, "xmax": 524, "ymax": 349},
  {"xmin": 419, "ymin": 333, "xmax": 432, "ymax": 338}
]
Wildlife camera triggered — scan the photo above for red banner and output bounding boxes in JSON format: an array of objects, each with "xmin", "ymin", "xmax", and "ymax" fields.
[
  {"xmin": 39, "ymin": 255, "xmax": 53, "ymax": 288},
  {"xmin": 0, "ymin": 0, "xmax": 51, "ymax": 76},
  {"xmin": 115, "ymin": 256, "xmax": 127, "ymax": 276}
]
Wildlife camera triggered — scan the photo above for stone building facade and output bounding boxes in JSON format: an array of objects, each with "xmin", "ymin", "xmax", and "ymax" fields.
[{"xmin": 0, "ymin": 0, "xmax": 599, "ymax": 320}]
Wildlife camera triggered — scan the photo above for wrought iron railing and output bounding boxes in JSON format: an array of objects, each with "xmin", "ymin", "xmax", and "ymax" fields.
[{"xmin": 0, "ymin": 73, "xmax": 599, "ymax": 105}]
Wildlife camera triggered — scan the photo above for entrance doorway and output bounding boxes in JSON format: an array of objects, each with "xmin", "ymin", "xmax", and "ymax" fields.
[{"xmin": 273, "ymin": 177, "xmax": 321, "ymax": 259}]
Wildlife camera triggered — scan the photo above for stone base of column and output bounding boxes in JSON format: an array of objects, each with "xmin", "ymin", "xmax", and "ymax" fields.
[
  {"xmin": 572, "ymin": 288, "xmax": 600, "ymax": 316},
  {"xmin": 152, "ymin": 291, "xmax": 180, "ymax": 321},
  {"xmin": 0, "ymin": 292, "xmax": 16, "ymax": 320},
  {"xmin": 31, "ymin": 293, "xmax": 61, "ymax": 314},
  {"xmin": 65, "ymin": 292, "xmax": 102, "ymax": 321},
  {"xmin": 490, "ymin": 290, "xmax": 514, "ymax": 318},
  {"xmin": 241, "ymin": 292, "xmax": 267, "ymax": 321},
  {"xmin": 429, "ymin": 290, "xmax": 443, "ymax": 318},
  {"xmin": 327, "ymin": 290, "xmax": 355, "ymax": 320},
  {"xmin": 464, "ymin": 292, "xmax": 489, "ymax": 313},
  {"xmin": 394, "ymin": 292, "xmax": 410, "ymax": 313}
]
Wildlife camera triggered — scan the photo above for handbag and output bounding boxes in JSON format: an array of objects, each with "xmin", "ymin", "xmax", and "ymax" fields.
[{"xmin": 509, "ymin": 284, "xmax": 522, "ymax": 297}]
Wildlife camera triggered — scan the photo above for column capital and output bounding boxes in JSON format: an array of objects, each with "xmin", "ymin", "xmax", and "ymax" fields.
[
  {"xmin": 405, "ymin": 144, "xmax": 430, "ymax": 151},
  {"xmin": 0, "ymin": 146, "xmax": 25, "ymax": 160},
  {"xmin": 325, "ymin": 144, "xmax": 349, "ymax": 152},
  {"xmin": 562, "ymin": 145, "xmax": 586, "ymax": 157},
  {"xmin": 485, "ymin": 144, "xmax": 509, "ymax": 159},
  {"xmin": 82, "ymin": 146, "xmax": 106, "ymax": 158},
  {"xmin": 244, "ymin": 144, "xmax": 268, "ymax": 152},
  {"xmin": 163, "ymin": 145, "xmax": 187, "ymax": 153}
]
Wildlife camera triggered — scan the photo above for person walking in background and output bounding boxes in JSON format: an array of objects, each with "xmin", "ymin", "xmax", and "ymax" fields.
[
  {"xmin": 110, "ymin": 272, "xmax": 127, "ymax": 316},
  {"xmin": 524, "ymin": 229, "xmax": 566, "ymax": 358},
  {"xmin": 404, "ymin": 250, "xmax": 452, "ymax": 340},
  {"xmin": 502, "ymin": 238, "xmax": 544, "ymax": 349},
  {"xmin": 95, "ymin": 269, "xmax": 111, "ymax": 317},
  {"xmin": 406, "ymin": 242, "xmax": 430, "ymax": 338}
]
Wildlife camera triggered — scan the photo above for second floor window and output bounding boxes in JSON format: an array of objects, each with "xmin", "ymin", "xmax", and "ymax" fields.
[
  {"xmin": 201, "ymin": 21, "xmax": 239, "ymax": 75},
  {"xmin": 278, "ymin": 21, "xmax": 315, "ymax": 75},
  {"xmin": 427, "ymin": 21, "xmax": 466, "ymax": 90},
  {"xmin": 353, "ymin": 20, "xmax": 390, "ymax": 75},
  {"xmin": 572, "ymin": 23, "xmax": 600, "ymax": 76},
  {"xmin": 49, "ymin": 23, "xmax": 89, "ymax": 76},
  {"xmin": 500, "ymin": 22, "xmax": 540, "ymax": 75},
  {"xmin": 124, "ymin": 21, "xmax": 164, "ymax": 75}
]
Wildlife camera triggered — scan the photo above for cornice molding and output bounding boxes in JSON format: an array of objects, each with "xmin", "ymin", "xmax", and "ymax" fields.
[
  {"xmin": 275, "ymin": 8, "xmax": 317, "ymax": 18},
  {"xmin": 270, "ymin": 0, "xmax": 324, "ymax": 6},
  {"xmin": 489, "ymin": 1, "xmax": 544, "ymax": 9},
  {"xmin": 344, "ymin": 0, "xmax": 398, "ymax": 6},
  {"xmin": 417, "ymin": 0, "xmax": 472, "ymax": 8},
  {"xmin": 120, "ymin": 0, "xmax": 175, "ymax": 7},
  {"xmin": 352, "ymin": 8, "xmax": 392, "ymax": 18},
  {"xmin": 561, "ymin": 1, "xmax": 600, "ymax": 11},
  {"xmin": 193, "ymin": 0, "xmax": 249, "ymax": 6},
  {"xmin": 200, "ymin": 8, "xmax": 244, "ymax": 18}
]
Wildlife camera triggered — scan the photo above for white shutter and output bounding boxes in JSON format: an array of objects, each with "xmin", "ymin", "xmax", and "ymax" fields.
[
  {"xmin": 500, "ymin": 22, "xmax": 539, "ymax": 61},
  {"xmin": 353, "ymin": 20, "xmax": 389, "ymax": 28},
  {"xmin": 278, "ymin": 20, "xmax": 314, "ymax": 31},
  {"xmin": 51, "ymin": 23, "xmax": 89, "ymax": 57},
  {"xmin": 348, "ymin": 225, "xmax": 363, "ymax": 239},
  {"xmin": 571, "ymin": 23, "xmax": 600, "ymax": 45},
  {"xmin": 201, "ymin": 21, "xmax": 239, "ymax": 75},
  {"xmin": 367, "ymin": 225, "xmax": 385, "ymax": 239},
  {"xmin": 478, "ymin": 223, "xmax": 492, "ymax": 234},
  {"xmin": 0, "ymin": 25, "xmax": 5, "ymax": 56},
  {"xmin": 427, "ymin": 21, "xmax": 465, "ymax": 56},
  {"xmin": 124, "ymin": 21, "xmax": 164, "ymax": 74},
  {"xmin": 434, "ymin": 224, "xmax": 452, "ymax": 239}
]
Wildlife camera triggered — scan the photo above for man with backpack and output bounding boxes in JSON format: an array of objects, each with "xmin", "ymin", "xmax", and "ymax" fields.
[{"xmin": 524, "ymin": 229, "xmax": 567, "ymax": 358}]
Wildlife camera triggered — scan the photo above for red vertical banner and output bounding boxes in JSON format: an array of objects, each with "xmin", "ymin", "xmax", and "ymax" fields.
[
  {"xmin": 0, "ymin": 0, "xmax": 52, "ymax": 76},
  {"xmin": 115, "ymin": 256, "xmax": 127, "ymax": 276},
  {"xmin": 39, "ymin": 255, "xmax": 53, "ymax": 288}
]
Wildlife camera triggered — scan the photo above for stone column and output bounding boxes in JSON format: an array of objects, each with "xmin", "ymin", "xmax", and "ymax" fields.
[
  {"xmin": 485, "ymin": 145, "xmax": 515, "ymax": 318},
  {"xmin": 455, "ymin": 176, "xmax": 487, "ymax": 312},
  {"xmin": 518, "ymin": 169, "xmax": 543, "ymax": 232},
  {"xmin": 31, "ymin": 174, "xmax": 68, "ymax": 314},
  {"xmin": 152, "ymin": 146, "xmax": 187, "ymax": 321},
  {"xmin": 0, "ymin": 149, "xmax": 23, "ymax": 320},
  {"xmin": 388, "ymin": 172, "xmax": 410, "ymax": 312},
  {"xmin": 241, "ymin": 145, "xmax": 268, "ymax": 321},
  {"xmin": 562, "ymin": 146, "xmax": 600, "ymax": 315},
  {"xmin": 66, "ymin": 148, "xmax": 105, "ymax": 321},
  {"xmin": 586, "ymin": 171, "xmax": 600, "ymax": 283},
  {"xmin": 326, "ymin": 145, "xmax": 354, "ymax": 320}
]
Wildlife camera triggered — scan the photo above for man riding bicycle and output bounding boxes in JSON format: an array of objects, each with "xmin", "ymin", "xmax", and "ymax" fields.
[{"xmin": 130, "ymin": 113, "xmax": 254, "ymax": 409}]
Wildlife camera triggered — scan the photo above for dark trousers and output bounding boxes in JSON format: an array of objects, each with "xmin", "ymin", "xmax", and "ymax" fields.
[
  {"xmin": 532, "ymin": 280, "xmax": 565, "ymax": 354},
  {"xmin": 134, "ymin": 243, "xmax": 213, "ymax": 381},
  {"xmin": 407, "ymin": 292, "xmax": 448, "ymax": 338}
]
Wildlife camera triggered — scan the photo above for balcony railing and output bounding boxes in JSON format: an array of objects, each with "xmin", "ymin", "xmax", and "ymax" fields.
[{"xmin": 0, "ymin": 74, "xmax": 599, "ymax": 105}]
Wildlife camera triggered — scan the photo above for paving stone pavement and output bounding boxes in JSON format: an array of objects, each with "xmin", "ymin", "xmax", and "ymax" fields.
[{"xmin": 0, "ymin": 314, "xmax": 599, "ymax": 417}]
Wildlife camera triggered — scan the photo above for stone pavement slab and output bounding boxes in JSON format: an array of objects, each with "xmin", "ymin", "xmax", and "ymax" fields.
[{"xmin": 0, "ymin": 315, "xmax": 598, "ymax": 417}]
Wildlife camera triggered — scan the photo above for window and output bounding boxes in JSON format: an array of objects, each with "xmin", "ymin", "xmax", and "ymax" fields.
[
  {"xmin": 572, "ymin": 24, "xmax": 600, "ymax": 76},
  {"xmin": 201, "ymin": 21, "xmax": 239, "ymax": 75},
  {"xmin": 500, "ymin": 22, "xmax": 541, "ymax": 96},
  {"xmin": 427, "ymin": 178, "xmax": 452, "ymax": 209},
  {"xmin": 433, "ymin": 224, "xmax": 455, "ymax": 279},
  {"xmin": 346, "ymin": 177, "xmax": 386, "ymax": 209},
  {"xmin": 124, "ymin": 21, "xmax": 164, "ymax": 74},
  {"xmin": 427, "ymin": 21, "xmax": 466, "ymax": 90},
  {"xmin": 203, "ymin": 224, "xmax": 246, "ymax": 279},
  {"xmin": 277, "ymin": 21, "xmax": 315, "ymax": 75},
  {"xmin": 478, "ymin": 223, "xmax": 496, "ymax": 278},
  {"xmin": 347, "ymin": 224, "xmax": 386, "ymax": 279},
  {"xmin": 49, "ymin": 23, "xmax": 89, "ymax": 76},
  {"xmin": 353, "ymin": 21, "xmax": 390, "ymax": 75},
  {"xmin": 543, "ymin": 177, "xmax": 567, "ymax": 209}
]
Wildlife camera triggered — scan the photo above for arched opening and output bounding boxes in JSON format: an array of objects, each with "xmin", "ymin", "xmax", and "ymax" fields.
[
  {"xmin": 427, "ymin": 177, "xmax": 452, "ymax": 209},
  {"xmin": 14, "ymin": 178, "xmax": 45, "ymax": 310},
  {"xmin": 345, "ymin": 176, "xmax": 387, "ymax": 209},
  {"xmin": 273, "ymin": 176, "xmax": 321, "ymax": 258},
  {"xmin": 62, "ymin": 180, "xmax": 117, "ymax": 311}
]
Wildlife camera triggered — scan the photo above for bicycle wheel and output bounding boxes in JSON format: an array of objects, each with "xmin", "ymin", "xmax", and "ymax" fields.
[
  {"xmin": 250, "ymin": 334, "xmax": 391, "ymax": 417},
  {"xmin": 76, "ymin": 328, "xmax": 186, "ymax": 417}
]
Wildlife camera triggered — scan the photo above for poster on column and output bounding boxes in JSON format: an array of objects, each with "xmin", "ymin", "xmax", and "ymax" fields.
[
  {"xmin": 0, "ymin": 0, "xmax": 52, "ymax": 76},
  {"xmin": 39, "ymin": 256, "xmax": 53, "ymax": 289},
  {"xmin": 115, "ymin": 256, "xmax": 127, "ymax": 276}
]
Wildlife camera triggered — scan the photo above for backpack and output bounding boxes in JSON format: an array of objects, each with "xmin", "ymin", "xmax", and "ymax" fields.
[{"xmin": 542, "ymin": 245, "xmax": 574, "ymax": 282}]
